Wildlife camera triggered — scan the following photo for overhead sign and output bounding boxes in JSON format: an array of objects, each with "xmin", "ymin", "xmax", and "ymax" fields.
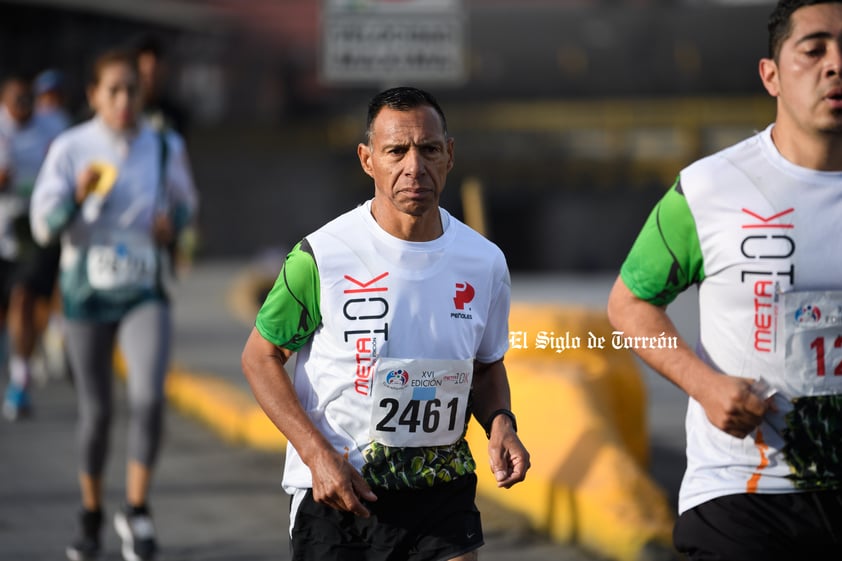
[{"xmin": 320, "ymin": 0, "xmax": 466, "ymax": 85}]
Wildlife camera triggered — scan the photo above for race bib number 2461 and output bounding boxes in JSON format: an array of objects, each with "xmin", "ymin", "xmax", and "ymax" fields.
[{"xmin": 369, "ymin": 357, "xmax": 473, "ymax": 447}]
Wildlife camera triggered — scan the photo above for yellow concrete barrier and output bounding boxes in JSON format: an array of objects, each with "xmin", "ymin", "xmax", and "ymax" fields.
[
  {"xmin": 467, "ymin": 302, "xmax": 675, "ymax": 561},
  {"xmin": 507, "ymin": 303, "xmax": 649, "ymax": 466}
]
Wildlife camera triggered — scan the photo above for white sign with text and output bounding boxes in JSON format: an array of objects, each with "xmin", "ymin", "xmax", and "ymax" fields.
[{"xmin": 321, "ymin": 0, "xmax": 466, "ymax": 84}]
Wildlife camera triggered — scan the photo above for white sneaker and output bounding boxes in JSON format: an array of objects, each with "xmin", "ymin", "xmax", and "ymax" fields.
[{"xmin": 114, "ymin": 506, "xmax": 158, "ymax": 561}]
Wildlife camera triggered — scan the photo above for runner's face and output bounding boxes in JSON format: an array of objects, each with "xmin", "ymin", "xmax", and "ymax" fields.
[
  {"xmin": 762, "ymin": 3, "xmax": 842, "ymax": 134},
  {"xmin": 359, "ymin": 105, "xmax": 454, "ymax": 219},
  {"xmin": 2, "ymin": 80, "xmax": 33, "ymax": 123},
  {"xmin": 89, "ymin": 62, "xmax": 140, "ymax": 131}
]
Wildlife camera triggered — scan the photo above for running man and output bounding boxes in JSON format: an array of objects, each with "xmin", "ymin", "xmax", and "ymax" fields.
[
  {"xmin": 242, "ymin": 86, "xmax": 530, "ymax": 561},
  {"xmin": 607, "ymin": 1, "xmax": 842, "ymax": 559},
  {"xmin": 0, "ymin": 74, "xmax": 65, "ymax": 420}
]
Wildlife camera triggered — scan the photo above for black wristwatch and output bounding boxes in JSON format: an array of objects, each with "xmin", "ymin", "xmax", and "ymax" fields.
[{"xmin": 483, "ymin": 409, "xmax": 517, "ymax": 439}]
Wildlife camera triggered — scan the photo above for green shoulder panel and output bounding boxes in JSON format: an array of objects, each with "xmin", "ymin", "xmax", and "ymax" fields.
[
  {"xmin": 255, "ymin": 240, "xmax": 321, "ymax": 351},
  {"xmin": 620, "ymin": 177, "xmax": 705, "ymax": 306}
]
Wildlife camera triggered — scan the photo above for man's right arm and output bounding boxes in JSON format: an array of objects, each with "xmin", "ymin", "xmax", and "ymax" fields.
[
  {"xmin": 606, "ymin": 277, "xmax": 767, "ymax": 438},
  {"xmin": 242, "ymin": 241, "xmax": 377, "ymax": 516},
  {"xmin": 608, "ymin": 179, "xmax": 768, "ymax": 438},
  {"xmin": 240, "ymin": 329, "xmax": 377, "ymax": 516}
]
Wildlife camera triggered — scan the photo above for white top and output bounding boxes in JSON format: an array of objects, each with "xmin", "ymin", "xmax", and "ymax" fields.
[
  {"xmin": 280, "ymin": 201, "xmax": 511, "ymax": 490},
  {"xmin": 678, "ymin": 124, "xmax": 842, "ymax": 512}
]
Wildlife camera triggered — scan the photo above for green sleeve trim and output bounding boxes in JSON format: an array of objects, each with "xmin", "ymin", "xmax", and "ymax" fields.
[
  {"xmin": 620, "ymin": 177, "xmax": 705, "ymax": 306},
  {"xmin": 254, "ymin": 240, "xmax": 321, "ymax": 351}
]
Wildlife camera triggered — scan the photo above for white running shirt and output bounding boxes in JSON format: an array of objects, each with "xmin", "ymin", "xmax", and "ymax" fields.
[
  {"xmin": 621, "ymin": 125, "xmax": 842, "ymax": 514},
  {"xmin": 255, "ymin": 200, "xmax": 511, "ymax": 492}
]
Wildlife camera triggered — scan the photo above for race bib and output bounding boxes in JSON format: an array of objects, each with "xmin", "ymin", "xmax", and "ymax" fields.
[
  {"xmin": 87, "ymin": 231, "xmax": 157, "ymax": 291},
  {"xmin": 779, "ymin": 290, "xmax": 842, "ymax": 398},
  {"xmin": 369, "ymin": 357, "xmax": 473, "ymax": 447}
]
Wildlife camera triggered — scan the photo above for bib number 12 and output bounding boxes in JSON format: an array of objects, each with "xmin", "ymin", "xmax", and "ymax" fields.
[{"xmin": 809, "ymin": 335, "xmax": 842, "ymax": 377}]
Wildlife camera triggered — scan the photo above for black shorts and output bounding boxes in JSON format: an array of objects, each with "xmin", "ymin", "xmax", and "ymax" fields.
[
  {"xmin": 0, "ymin": 234, "xmax": 60, "ymax": 307},
  {"xmin": 14, "ymin": 241, "xmax": 61, "ymax": 297},
  {"xmin": 673, "ymin": 491, "xmax": 842, "ymax": 561},
  {"xmin": 290, "ymin": 473, "xmax": 483, "ymax": 561}
]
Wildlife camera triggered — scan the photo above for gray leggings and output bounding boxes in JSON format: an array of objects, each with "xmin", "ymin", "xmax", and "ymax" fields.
[{"xmin": 64, "ymin": 301, "xmax": 172, "ymax": 476}]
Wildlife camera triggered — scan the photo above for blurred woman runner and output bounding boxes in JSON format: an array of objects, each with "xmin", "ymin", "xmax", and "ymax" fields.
[{"xmin": 30, "ymin": 48, "xmax": 198, "ymax": 561}]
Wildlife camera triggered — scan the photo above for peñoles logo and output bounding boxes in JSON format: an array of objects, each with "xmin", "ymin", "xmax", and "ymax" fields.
[
  {"xmin": 451, "ymin": 282, "xmax": 475, "ymax": 319},
  {"xmin": 795, "ymin": 304, "xmax": 821, "ymax": 324},
  {"xmin": 453, "ymin": 282, "xmax": 475, "ymax": 310}
]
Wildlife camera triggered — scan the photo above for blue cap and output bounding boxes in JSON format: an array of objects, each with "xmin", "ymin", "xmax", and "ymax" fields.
[{"xmin": 34, "ymin": 69, "xmax": 63, "ymax": 95}]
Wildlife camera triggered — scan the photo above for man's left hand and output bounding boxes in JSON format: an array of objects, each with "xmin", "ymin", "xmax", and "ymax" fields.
[{"xmin": 487, "ymin": 418, "xmax": 530, "ymax": 488}]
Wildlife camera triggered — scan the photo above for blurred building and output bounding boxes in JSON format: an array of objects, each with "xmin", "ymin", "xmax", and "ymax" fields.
[{"xmin": 1, "ymin": 0, "xmax": 776, "ymax": 271}]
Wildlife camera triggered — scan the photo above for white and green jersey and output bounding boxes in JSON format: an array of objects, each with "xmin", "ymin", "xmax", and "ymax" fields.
[
  {"xmin": 255, "ymin": 200, "xmax": 511, "ymax": 492},
  {"xmin": 621, "ymin": 124, "xmax": 842, "ymax": 514}
]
